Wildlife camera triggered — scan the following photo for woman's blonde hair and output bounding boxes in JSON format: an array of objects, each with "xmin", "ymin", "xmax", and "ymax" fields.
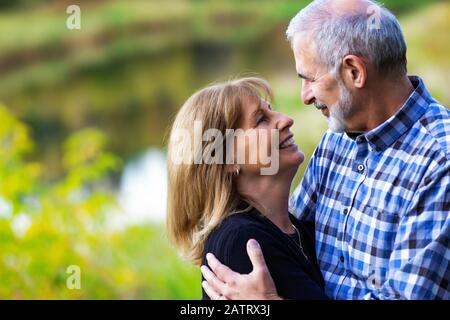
[{"xmin": 166, "ymin": 77, "xmax": 274, "ymax": 265}]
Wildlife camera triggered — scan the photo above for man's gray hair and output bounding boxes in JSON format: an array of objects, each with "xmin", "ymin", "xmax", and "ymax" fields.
[{"xmin": 286, "ymin": 0, "xmax": 407, "ymax": 78}]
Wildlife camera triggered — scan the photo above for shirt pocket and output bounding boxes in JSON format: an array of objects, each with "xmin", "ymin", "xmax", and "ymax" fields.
[{"xmin": 346, "ymin": 204, "xmax": 400, "ymax": 283}]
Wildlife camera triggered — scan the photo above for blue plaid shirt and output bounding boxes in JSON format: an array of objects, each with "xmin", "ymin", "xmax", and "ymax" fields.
[{"xmin": 289, "ymin": 76, "xmax": 450, "ymax": 300}]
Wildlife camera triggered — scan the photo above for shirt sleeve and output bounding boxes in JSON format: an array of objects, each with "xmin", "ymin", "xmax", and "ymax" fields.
[
  {"xmin": 364, "ymin": 163, "xmax": 450, "ymax": 300},
  {"xmin": 226, "ymin": 226, "xmax": 329, "ymax": 300}
]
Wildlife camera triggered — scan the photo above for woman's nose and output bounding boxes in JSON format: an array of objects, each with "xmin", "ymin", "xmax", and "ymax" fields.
[{"xmin": 276, "ymin": 113, "xmax": 294, "ymax": 131}]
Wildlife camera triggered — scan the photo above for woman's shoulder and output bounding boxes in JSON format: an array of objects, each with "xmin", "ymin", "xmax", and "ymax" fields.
[
  {"xmin": 203, "ymin": 211, "xmax": 282, "ymax": 273},
  {"xmin": 204, "ymin": 211, "xmax": 278, "ymax": 256},
  {"xmin": 209, "ymin": 211, "xmax": 273, "ymax": 241}
]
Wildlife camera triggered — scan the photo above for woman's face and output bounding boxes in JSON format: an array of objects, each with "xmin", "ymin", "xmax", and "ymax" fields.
[{"xmin": 233, "ymin": 95, "xmax": 305, "ymax": 177}]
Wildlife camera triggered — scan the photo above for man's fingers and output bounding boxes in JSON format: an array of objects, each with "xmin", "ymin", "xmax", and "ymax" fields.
[
  {"xmin": 246, "ymin": 239, "xmax": 268, "ymax": 273},
  {"xmin": 201, "ymin": 265, "xmax": 227, "ymax": 294},
  {"xmin": 202, "ymin": 280, "xmax": 220, "ymax": 300},
  {"xmin": 206, "ymin": 253, "xmax": 239, "ymax": 283}
]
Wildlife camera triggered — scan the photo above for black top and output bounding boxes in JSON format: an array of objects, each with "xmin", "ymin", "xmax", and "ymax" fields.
[{"xmin": 201, "ymin": 204, "xmax": 329, "ymax": 300}]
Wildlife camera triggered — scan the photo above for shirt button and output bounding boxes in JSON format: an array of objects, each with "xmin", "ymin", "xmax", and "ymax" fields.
[
  {"xmin": 358, "ymin": 164, "xmax": 365, "ymax": 172},
  {"xmin": 343, "ymin": 208, "xmax": 348, "ymax": 214},
  {"xmin": 340, "ymin": 256, "xmax": 345, "ymax": 263}
]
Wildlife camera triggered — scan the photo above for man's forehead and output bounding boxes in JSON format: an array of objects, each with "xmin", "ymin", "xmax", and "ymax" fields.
[
  {"xmin": 292, "ymin": 32, "xmax": 315, "ymax": 51},
  {"xmin": 293, "ymin": 45, "xmax": 319, "ymax": 75},
  {"xmin": 293, "ymin": 34, "xmax": 318, "ymax": 63}
]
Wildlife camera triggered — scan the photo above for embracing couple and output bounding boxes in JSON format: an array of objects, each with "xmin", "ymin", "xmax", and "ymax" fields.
[{"xmin": 167, "ymin": 0, "xmax": 449, "ymax": 300}]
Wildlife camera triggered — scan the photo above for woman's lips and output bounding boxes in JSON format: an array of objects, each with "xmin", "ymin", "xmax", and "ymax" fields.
[
  {"xmin": 280, "ymin": 136, "xmax": 295, "ymax": 149},
  {"xmin": 280, "ymin": 143, "xmax": 298, "ymax": 151},
  {"xmin": 280, "ymin": 137, "xmax": 298, "ymax": 152}
]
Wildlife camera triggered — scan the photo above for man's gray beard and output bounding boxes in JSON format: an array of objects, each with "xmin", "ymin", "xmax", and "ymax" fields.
[{"xmin": 328, "ymin": 84, "xmax": 353, "ymax": 133}]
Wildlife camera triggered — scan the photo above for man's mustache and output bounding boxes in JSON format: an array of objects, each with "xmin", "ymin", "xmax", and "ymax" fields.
[{"xmin": 314, "ymin": 102, "xmax": 327, "ymax": 110}]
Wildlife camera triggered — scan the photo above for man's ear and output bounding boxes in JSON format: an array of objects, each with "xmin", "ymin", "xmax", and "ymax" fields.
[{"xmin": 341, "ymin": 55, "xmax": 367, "ymax": 88}]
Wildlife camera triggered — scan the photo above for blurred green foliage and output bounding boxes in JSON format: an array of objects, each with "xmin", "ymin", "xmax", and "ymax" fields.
[{"xmin": 0, "ymin": 105, "xmax": 200, "ymax": 299}]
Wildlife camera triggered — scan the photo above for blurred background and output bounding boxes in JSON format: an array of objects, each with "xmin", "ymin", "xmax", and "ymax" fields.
[{"xmin": 0, "ymin": 0, "xmax": 448, "ymax": 299}]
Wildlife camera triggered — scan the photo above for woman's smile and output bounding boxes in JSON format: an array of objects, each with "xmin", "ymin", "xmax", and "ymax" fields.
[{"xmin": 279, "ymin": 135, "xmax": 298, "ymax": 151}]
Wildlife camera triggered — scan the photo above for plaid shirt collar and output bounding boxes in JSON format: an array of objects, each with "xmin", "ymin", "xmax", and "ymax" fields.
[{"xmin": 345, "ymin": 76, "xmax": 430, "ymax": 153}]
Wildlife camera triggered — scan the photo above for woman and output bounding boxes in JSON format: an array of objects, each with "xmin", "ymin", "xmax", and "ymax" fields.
[{"xmin": 167, "ymin": 77, "xmax": 328, "ymax": 299}]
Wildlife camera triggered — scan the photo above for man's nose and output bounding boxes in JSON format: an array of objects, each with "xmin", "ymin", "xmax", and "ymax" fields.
[{"xmin": 301, "ymin": 82, "xmax": 314, "ymax": 105}]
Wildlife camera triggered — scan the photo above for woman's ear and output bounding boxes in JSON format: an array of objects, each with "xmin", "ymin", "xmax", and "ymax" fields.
[
  {"xmin": 226, "ymin": 165, "xmax": 240, "ymax": 176},
  {"xmin": 341, "ymin": 55, "xmax": 367, "ymax": 89}
]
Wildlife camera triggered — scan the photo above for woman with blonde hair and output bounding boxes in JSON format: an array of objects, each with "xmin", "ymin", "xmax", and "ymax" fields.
[{"xmin": 167, "ymin": 77, "xmax": 328, "ymax": 299}]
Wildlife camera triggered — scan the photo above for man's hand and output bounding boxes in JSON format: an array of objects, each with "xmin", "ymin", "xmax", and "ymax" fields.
[{"xmin": 201, "ymin": 239, "xmax": 282, "ymax": 300}]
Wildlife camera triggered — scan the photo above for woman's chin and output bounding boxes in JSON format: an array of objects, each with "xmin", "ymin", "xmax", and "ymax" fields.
[
  {"xmin": 297, "ymin": 150, "xmax": 305, "ymax": 164},
  {"xmin": 280, "ymin": 153, "xmax": 304, "ymax": 172},
  {"xmin": 280, "ymin": 146, "xmax": 304, "ymax": 165}
]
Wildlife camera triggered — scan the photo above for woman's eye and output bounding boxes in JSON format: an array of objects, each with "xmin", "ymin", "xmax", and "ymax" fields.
[{"xmin": 256, "ymin": 116, "xmax": 267, "ymax": 125}]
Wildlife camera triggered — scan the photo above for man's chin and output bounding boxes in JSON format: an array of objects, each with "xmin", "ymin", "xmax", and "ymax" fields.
[{"xmin": 327, "ymin": 116, "xmax": 347, "ymax": 133}]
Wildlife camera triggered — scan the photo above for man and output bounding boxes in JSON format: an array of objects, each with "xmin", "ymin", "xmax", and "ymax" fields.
[{"xmin": 201, "ymin": 0, "xmax": 449, "ymax": 299}]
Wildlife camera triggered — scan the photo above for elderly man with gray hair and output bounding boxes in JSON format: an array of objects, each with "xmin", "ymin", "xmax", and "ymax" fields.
[{"xmin": 201, "ymin": 0, "xmax": 449, "ymax": 300}]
